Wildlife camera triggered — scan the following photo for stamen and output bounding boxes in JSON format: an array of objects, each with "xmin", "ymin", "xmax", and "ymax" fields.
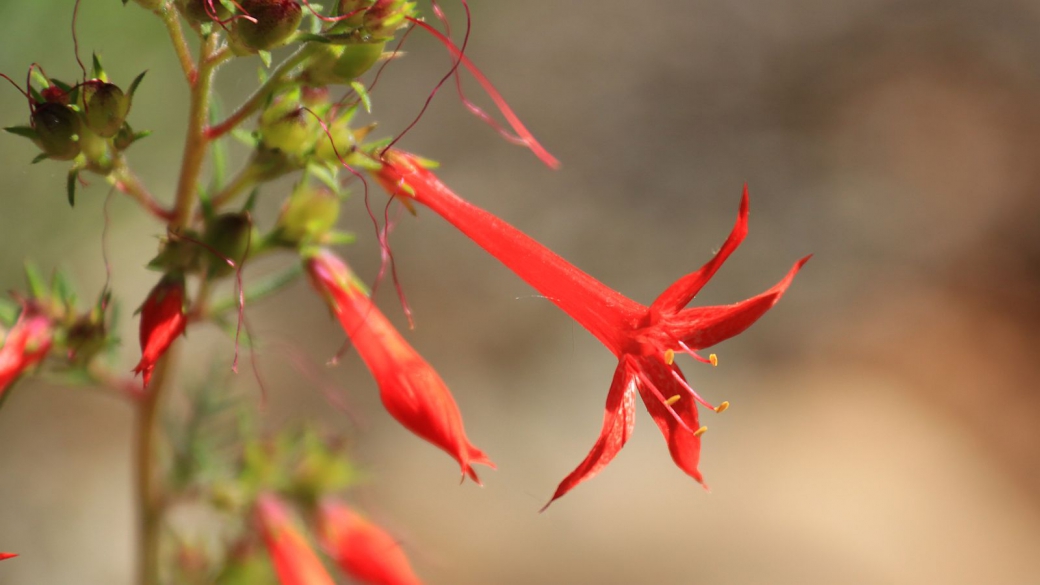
[
  {"xmin": 714, "ymin": 401, "xmax": 729, "ymax": 413},
  {"xmin": 669, "ymin": 368, "xmax": 718, "ymax": 411},
  {"xmin": 665, "ymin": 394, "xmax": 681, "ymax": 406},
  {"xmin": 635, "ymin": 372, "xmax": 694, "ymax": 434},
  {"xmin": 694, "ymin": 426, "xmax": 708, "ymax": 437},
  {"xmin": 663, "ymin": 349, "xmax": 675, "ymax": 365},
  {"xmin": 677, "ymin": 340, "xmax": 716, "ymax": 366}
]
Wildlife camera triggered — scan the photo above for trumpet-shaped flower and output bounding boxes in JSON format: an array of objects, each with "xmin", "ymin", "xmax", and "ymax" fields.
[
  {"xmin": 255, "ymin": 494, "xmax": 336, "ymax": 585},
  {"xmin": 133, "ymin": 275, "xmax": 187, "ymax": 389},
  {"xmin": 0, "ymin": 305, "xmax": 53, "ymax": 400},
  {"xmin": 305, "ymin": 250, "xmax": 493, "ymax": 483},
  {"xmin": 375, "ymin": 150, "xmax": 809, "ymax": 508},
  {"xmin": 317, "ymin": 499, "xmax": 422, "ymax": 585}
]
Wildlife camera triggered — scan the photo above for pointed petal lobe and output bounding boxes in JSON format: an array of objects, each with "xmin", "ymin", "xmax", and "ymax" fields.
[
  {"xmin": 669, "ymin": 255, "xmax": 810, "ymax": 350},
  {"xmin": 650, "ymin": 185, "xmax": 749, "ymax": 317},
  {"xmin": 543, "ymin": 357, "xmax": 639, "ymax": 510},
  {"xmin": 634, "ymin": 357, "xmax": 705, "ymax": 485}
]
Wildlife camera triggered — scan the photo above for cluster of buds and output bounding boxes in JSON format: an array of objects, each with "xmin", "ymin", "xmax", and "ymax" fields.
[{"xmin": 3, "ymin": 56, "xmax": 147, "ymax": 204}]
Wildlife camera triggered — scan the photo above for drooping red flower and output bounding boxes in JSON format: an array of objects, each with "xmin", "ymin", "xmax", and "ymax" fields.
[
  {"xmin": 375, "ymin": 150, "xmax": 809, "ymax": 508},
  {"xmin": 0, "ymin": 304, "xmax": 53, "ymax": 400},
  {"xmin": 255, "ymin": 494, "xmax": 336, "ymax": 585},
  {"xmin": 305, "ymin": 250, "xmax": 494, "ymax": 483},
  {"xmin": 133, "ymin": 275, "xmax": 188, "ymax": 389},
  {"xmin": 0, "ymin": 552, "xmax": 17, "ymax": 561},
  {"xmin": 317, "ymin": 499, "xmax": 422, "ymax": 585}
]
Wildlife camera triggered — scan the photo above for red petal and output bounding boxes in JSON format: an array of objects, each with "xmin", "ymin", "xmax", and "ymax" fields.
[
  {"xmin": 649, "ymin": 185, "xmax": 749, "ymax": 317},
  {"xmin": 255, "ymin": 494, "xmax": 336, "ymax": 585},
  {"xmin": 542, "ymin": 357, "xmax": 639, "ymax": 510},
  {"xmin": 318, "ymin": 500, "xmax": 423, "ymax": 585},
  {"xmin": 0, "ymin": 308, "xmax": 52, "ymax": 399},
  {"xmin": 669, "ymin": 255, "xmax": 810, "ymax": 350},
  {"xmin": 634, "ymin": 358, "xmax": 705, "ymax": 485},
  {"xmin": 133, "ymin": 276, "xmax": 187, "ymax": 389},
  {"xmin": 307, "ymin": 251, "xmax": 494, "ymax": 483},
  {"xmin": 0, "ymin": 553, "xmax": 17, "ymax": 561},
  {"xmin": 376, "ymin": 152, "xmax": 643, "ymax": 355}
]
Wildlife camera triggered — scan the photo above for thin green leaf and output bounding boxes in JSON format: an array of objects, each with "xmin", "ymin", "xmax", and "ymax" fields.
[
  {"xmin": 4, "ymin": 126, "xmax": 37, "ymax": 140},
  {"xmin": 127, "ymin": 70, "xmax": 148, "ymax": 100},
  {"xmin": 258, "ymin": 50, "xmax": 272, "ymax": 68},
  {"xmin": 295, "ymin": 33, "xmax": 332, "ymax": 44},
  {"xmin": 350, "ymin": 81, "xmax": 372, "ymax": 113},
  {"xmin": 24, "ymin": 261, "xmax": 47, "ymax": 299},
  {"xmin": 67, "ymin": 169, "xmax": 79, "ymax": 207},
  {"xmin": 30, "ymin": 153, "xmax": 49, "ymax": 164},
  {"xmin": 92, "ymin": 53, "xmax": 106, "ymax": 81}
]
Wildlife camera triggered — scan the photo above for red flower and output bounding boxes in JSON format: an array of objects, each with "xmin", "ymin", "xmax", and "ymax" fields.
[
  {"xmin": 255, "ymin": 494, "xmax": 336, "ymax": 585},
  {"xmin": 306, "ymin": 250, "xmax": 494, "ymax": 483},
  {"xmin": 133, "ymin": 275, "xmax": 187, "ymax": 389},
  {"xmin": 375, "ymin": 150, "xmax": 809, "ymax": 508},
  {"xmin": 317, "ymin": 499, "xmax": 422, "ymax": 585},
  {"xmin": 0, "ymin": 305, "xmax": 53, "ymax": 400},
  {"xmin": 0, "ymin": 552, "xmax": 16, "ymax": 561}
]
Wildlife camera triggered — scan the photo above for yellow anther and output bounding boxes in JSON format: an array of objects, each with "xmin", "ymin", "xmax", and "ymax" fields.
[
  {"xmin": 709, "ymin": 353, "xmax": 718, "ymax": 367},
  {"xmin": 664, "ymin": 349, "xmax": 675, "ymax": 365},
  {"xmin": 693, "ymin": 426, "xmax": 708, "ymax": 437},
  {"xmin": 665, "ymin": 395, "xmax": 682, "ymax": 406},
  {"xmin": 714, "ymin": 401, "xmax": 729, "ymax": 414}
]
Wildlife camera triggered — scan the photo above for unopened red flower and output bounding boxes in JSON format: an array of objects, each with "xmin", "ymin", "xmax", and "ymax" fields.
[
  {"xmin": 133, "ymin": 275, "xmax": 187, "ymax": 388},
  {"xmin": 0, "ymin": 552, "xmax": 16, "ymax": 561},
  {"xmin": 255, "ymin": 494, "xmax": 336, "ymax": 585},
  {"xmin": 305, "ymin": 250, "xmax": 493, "ymax": 483},
  {"xmin": 375, "ymin": 150, "xmax": 809, "ymax": 508},
  {"xmin": 0, "ymin": 305, "xmax": 53, "ymax": 400},
  {"xmin": 317, "ymin": 499, "xmax": 422, "ymax": 585}
]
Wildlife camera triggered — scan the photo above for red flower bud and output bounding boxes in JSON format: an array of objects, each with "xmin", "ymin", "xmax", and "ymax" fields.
[
  {"xmin": 0, "ymin": 306, "xmax": 52, "ymax": 400},
  {"xmin": 305, "ymin": 250, "xmax": 493, "ymax": 483},
  {"xmin": 0, "ymin": 552, "xmax": 16, "ymax": 561},
  {"xmin": 255, "ymin": 494, "xmax": 336, "ymax": 585},
  {"xmin": 317, "ymin": 500, "xmax": 422, "ymax": 585},
  {"xmin": 133, "ymin": 276, "xmax": 188, "ymax": 389}
]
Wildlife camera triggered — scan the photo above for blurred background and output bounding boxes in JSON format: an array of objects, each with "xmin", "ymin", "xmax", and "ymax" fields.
[{"xmin": 2, "ymin": 0, "xmax": 1040, "ymax": 583}]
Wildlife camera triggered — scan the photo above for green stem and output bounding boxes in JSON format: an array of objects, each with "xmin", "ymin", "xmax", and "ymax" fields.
[
  {"xmin": 205, "ymin": 44, "xmax": 317, "ymax": 139},
  {"xmin": 158, "ymin": 5, "xmax": 196, "ymax": 85},
  {"xmin": 135, "ymin": 347, "xmax": 176, "ymax": 585},
  {"xmin": 171, "ymin": 34, "xmax": 220, "ymax": 229},
  {"xmin": 207, "ymin": 163, "xmax": 261, "ymax": 213},
  {"xmin": 108, "ymin": 157, "xmax": 174, "ymax": 221}
]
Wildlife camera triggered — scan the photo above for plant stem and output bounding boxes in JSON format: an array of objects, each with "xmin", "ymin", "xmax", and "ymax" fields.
[
  {"xmin": 134, "ymin": 346, "xmax": 176, "ymax": 585},
  {"xmin": 207, "ymin": 162, "xmax": 260, "ymax": 213},
  {"xmin": 108, "ymin": 157, "xmax": 174, "ymax": 221},
  {"xmin": 205, "ymin": 44, "xmax": 317, "ymax": 139},
  {"xmin": 158, "ymin": 5, "xmax": 197, "ymax": 85},
  {"xmin": 171, "ymin": 34, "xmax": 220, "ymax": 229}
]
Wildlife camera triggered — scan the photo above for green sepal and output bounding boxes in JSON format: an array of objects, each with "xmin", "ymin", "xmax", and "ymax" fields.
[
  {"xmin": 324, "ymin": 230, "xmax": 356, "ymax": 245},
  {"xmin": 30, "ymin": 153, "xmax": 49, "ymax": 164},
  {"xmin": 127, "ymin": 70, "xmax": 148, "ymax": 100},
  {"xmin": 296, "ymin": 33, "xmax": 333, "ymax": 44},
  {"xmin": 24, "ymin": 261, "xmax": 48, "ymax": 299},
  {"xmin": 350, "ymin": 81, "xmax": 372, "ymax": 113},
  {"xmin": 0, "ymin": 298, "xmax": 20, "ymax": 326},
  {"xmin": 5, "ymin": 126, "xmax": 38, "ymax": 140},
  {"xmin": 51, "ymin": 268, "xmax": 78, "ymax": 308},
  {"xmin": 67, "ymin": 169, "xmax": 79, "ymax": 207},
  {"xmin": 258, "ymin": 50, "xmax": 273, "ymax": 68},
  {"xmin": 231, "ymin": 128, "xmax": 259, "ymax": 148},
  {"xmin": 91, "ymin": 53, "xmax": 108, "ymax": 82}
]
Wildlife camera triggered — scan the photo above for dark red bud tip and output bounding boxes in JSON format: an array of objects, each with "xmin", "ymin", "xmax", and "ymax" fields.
[{"xmin": 232, "ymin": 0, "xmax": 303, "ymax": 51}]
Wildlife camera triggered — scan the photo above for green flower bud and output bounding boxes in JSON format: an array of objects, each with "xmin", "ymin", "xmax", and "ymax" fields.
[
  {"xmin": 178, "ymin": 0, "xmax": 231, "ymax": 23},
  {"xmin": 275, "ymin": 183, "xmax": 340, "ymax": 245},
  {"xmin": 203, "ymin": 213, "xmax": 254, "ymax": 278},
  {"xmin": 80, "ymin": 80, "xmax": 130, "ymax": 138},
  {"xmin": 31, "ymin": 102, "xmax": 81, "ymax": 161},
  {"xmin": 232, "ymin": 0, "xmax": 303, "ymax": 52},
  {"xmin": 303, "ymin": 41, "xmax": 386, "ymax": 86},
  {"xmin": 258, "ymin": 92, "xmax": 317, "ymax": 160}
]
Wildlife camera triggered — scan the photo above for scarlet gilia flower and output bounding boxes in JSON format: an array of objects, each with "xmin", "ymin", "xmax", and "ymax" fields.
[
  {"xmin": 133, "ymin": 275, "xmax": 188, "ymax": 389},
  {"xmin": 306, "ymin": 250, "xmax": 493, "ymax": 483},
  {"xmin": 317, "ymin": 499, "xmax": 422, "ymax": 585},
  {"xmin": 0, "ymin": 304, "xmax": 53, "ymax": 400},
  {"xmin": 255, "ymin": 494, "xmax": 336, "ymax": 585},
  {"xmin": 375, "ymin": 150, "xmax": 810, "ymax": 508},
  {"xmin": 0, "ymin": 552, "xmax": 17, "ymax": 561}
]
